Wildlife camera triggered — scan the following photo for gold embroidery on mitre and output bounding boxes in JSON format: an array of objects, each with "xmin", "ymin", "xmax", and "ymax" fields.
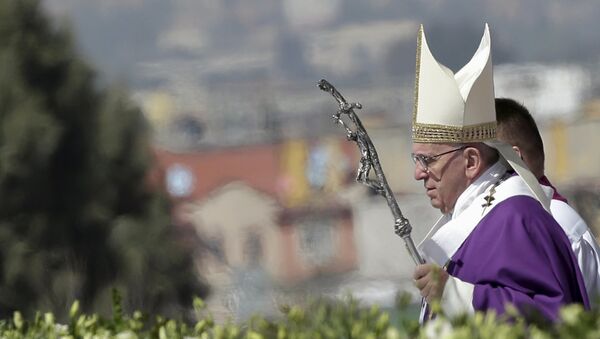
[{"xmin": 412, "ymin": 121, "xmax": 497, "ymax": 143}]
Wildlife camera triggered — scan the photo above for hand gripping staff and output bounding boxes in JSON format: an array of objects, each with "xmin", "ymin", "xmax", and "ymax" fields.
[{"xmin": 317, "ymin": 79, "xmax": 425, "ymax": 266}]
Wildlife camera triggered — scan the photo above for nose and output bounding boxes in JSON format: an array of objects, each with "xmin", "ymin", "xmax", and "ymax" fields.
[{"xmin": 414, "ymin": 163, "xmax": 428, "ymax": 181}]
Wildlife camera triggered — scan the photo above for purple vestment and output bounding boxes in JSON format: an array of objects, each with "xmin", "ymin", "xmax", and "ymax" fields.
[{"xmin": 447, "ymin": 195, "xmax": 590, "ymax": 321}]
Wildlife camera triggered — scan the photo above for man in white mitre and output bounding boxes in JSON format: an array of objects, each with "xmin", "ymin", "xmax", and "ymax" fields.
[{"xmin": 409, "ymin": 24, "xmax": 589, "ymax": 322}]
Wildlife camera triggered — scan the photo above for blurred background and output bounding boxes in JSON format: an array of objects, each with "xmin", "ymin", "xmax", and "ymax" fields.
[{"xmin": 2, "ymin": 0, "xmax": 600, "ymax": 322}]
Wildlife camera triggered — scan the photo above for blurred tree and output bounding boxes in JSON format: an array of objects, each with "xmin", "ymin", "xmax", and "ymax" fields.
[{"xmin": 0, "ymin": 0, "xmax": 207, "ymax": 319}]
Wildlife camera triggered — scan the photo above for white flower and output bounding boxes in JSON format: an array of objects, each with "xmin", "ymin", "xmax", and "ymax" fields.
[{"xmin": 422, "ymin": 317, "xmax": 454, "ymax": 339}]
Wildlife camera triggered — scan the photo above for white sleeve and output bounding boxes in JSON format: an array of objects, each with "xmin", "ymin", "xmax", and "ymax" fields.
[
  {"xmin": 551, "ymin": 200, "xmax": 600, "ymax": 304},
  {"xmin": 574, "ymin": 230, "xmax": 600, "ymax": 304},
  {"xmin": 441, "ymin": 276, "xmax": 475, "ymax": 317}
]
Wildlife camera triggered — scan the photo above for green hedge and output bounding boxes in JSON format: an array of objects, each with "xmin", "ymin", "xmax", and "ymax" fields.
[{"xmin": 1, "ymin": 292, "xmax": 598, "ymax": 338}]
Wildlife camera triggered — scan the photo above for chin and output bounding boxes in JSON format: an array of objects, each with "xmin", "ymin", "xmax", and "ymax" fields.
[
  {"xmin": 429, "ymin": 200, "xmax": 448, "ymax": 214},
  {"xmin": 429, "ymin": 200, "xmax": 442, "ymax": 210}
]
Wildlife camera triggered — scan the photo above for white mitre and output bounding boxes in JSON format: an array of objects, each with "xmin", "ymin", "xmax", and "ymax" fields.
[{"xmin": 411, "ymin": 24, "xmax": 550, "ymax": 211}]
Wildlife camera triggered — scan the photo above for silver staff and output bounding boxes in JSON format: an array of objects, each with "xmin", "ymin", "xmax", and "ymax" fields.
[{"xmin": 317, "ymin": 79, "xmax": 424, "ymax": 265}]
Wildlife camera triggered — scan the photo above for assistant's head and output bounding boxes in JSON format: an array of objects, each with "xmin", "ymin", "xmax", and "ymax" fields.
[{"xmin": 495, "ymin": 98, "xmax": 545, "ymax": 179}]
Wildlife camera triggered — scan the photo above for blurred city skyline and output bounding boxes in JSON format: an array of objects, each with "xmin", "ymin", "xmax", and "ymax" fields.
[
  {"xmin": 44, "ymin": 0, "xmax": 600, "ymax": 79},
  {"xmin": 41, "ymin": 0, "xmax": 600, "ymax": 150},
  {"xmin": 36, "ymin": 0, "xmax": 600, "ymax": 190}
]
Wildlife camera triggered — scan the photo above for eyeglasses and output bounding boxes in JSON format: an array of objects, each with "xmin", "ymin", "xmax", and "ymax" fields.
[{"xmin": 411, "ymin": 146, "xmax": 467, "ymax": 172}]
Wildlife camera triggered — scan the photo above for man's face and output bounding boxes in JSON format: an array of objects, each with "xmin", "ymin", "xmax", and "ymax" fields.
[{"xmin": 411, "ymin": 143, "xmax": 469, "ymax": 214}]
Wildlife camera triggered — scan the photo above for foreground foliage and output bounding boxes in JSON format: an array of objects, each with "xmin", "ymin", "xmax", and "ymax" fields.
[{"xmin": 0, "ymin": 293, "xmax": 599, "ymax": 339}]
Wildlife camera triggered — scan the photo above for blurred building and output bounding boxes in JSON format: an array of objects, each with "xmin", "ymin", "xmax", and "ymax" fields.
[
  {"xmin": 151, "ymin": 137, "xmax": 366, "ymax": 320},
  {"xmin": 495, "ymin": 63, "xmax": 591, "ymax": 120}
]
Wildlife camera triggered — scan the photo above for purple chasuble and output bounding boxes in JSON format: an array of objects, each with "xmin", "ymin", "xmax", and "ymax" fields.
[{"xmin": 446, "ymin": 195, "xmax": 589, "ymax": 321}]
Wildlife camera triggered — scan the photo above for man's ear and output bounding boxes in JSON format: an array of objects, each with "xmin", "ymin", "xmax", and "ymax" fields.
[{"xmin": 464, "ymin": 147, "xmax": 483, "ymax": 180}]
